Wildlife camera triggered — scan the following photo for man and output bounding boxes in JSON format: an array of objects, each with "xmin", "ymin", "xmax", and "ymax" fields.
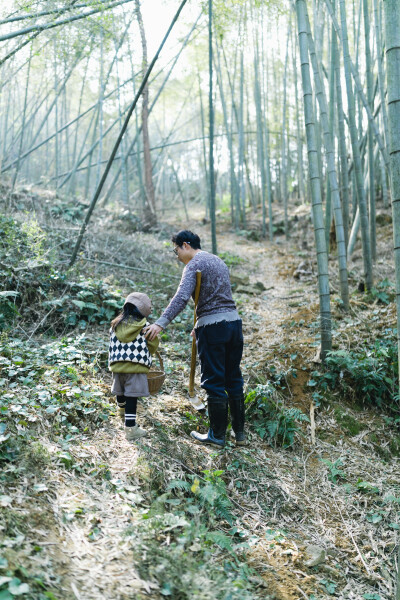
[{"xmin": 145, "ymin": 230, "xmax": 246, "ymax": 448}]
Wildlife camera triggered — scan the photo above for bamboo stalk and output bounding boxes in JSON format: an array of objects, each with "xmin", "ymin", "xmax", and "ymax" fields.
[
  {"xmin": 296, "ymin": 0, "xmax": 332, "ymax": 360},
  {"xmin": 68, "ymin": 0, "xmax": 189, "ymax": 268}
]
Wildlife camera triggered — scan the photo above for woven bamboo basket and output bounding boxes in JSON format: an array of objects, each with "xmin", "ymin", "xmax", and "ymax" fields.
[{"xmin": 147, "ymin": 351, "xmax": 165, "ymax": 394}]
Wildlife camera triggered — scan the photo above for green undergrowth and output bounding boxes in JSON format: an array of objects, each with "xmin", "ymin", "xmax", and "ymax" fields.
[
  {"xmin": 0, "ymin": 214, "xmax": 178, "ymax": 334},
  {"xmin": 0, "ymin": 552, "xmax": 59, "ymax": 600},
  {"xmin": 0, "ymin": 215, "xmax": 124, "ymax": 332},
  {"xmin": 132, "ymin": 477, "xmax": 255, "ymax": 599},
  {"xmin": 367, "ymin": 278, "xmax": 395, "ymax": 305},
  {"xmin": 333, "ymin": 406, "xmax": 365, "ymax": 436},
  {"xmin": 0, "ymin": 331, "xmax": 116, "ymax": 599},
  {"xmin": 0, "ymin": 334, "xmax": 113, "ymax": 461},
  {"xmin": 308, "ymin": 338, "xmax": 399, "ymax": 418},
  {"xmin": 0, "ymin": 330, "xmax": 264, "ymax": 599},
  {"xmin": 245, "ymin": 364, "xmax": 309, "ymax": 447},
  {"xmin": 246, "ymin": 384, "xmax": 309, "ymax": 447}
]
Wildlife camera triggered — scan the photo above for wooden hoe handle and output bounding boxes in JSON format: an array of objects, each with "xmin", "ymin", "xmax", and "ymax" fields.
[{"xmin": 189, "ymin": 271, "xmax": 201, "ymax": 396}]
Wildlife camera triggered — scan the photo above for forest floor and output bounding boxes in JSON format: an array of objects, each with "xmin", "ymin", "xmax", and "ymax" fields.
[{"xmin": 0, "ymin": 189, "xmax": 399, "ymax": 600}]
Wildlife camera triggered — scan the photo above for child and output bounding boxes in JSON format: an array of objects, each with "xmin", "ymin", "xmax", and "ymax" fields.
[{"xmin": 109, "ymin": 292, "xmax": 159, "ymax": 441}]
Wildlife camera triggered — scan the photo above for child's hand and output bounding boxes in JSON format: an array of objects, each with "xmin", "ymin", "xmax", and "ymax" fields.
[{"xmin": 144, "ymin": 323, "xmax": 162, "ymax": 341}]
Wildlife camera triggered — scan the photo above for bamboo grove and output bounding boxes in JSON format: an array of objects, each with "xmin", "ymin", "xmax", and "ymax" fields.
[{"xmin": 1, "ymin": 0, "xmax": 400, "ymax": 366}]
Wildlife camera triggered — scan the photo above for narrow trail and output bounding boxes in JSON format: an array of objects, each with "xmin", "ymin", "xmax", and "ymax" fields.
[
  {"xmin": 45, "ymin": 230, "xmax": 313, "ymax": 600},
  {"xmin": 29, "ymin": 227, "xmax": 397, "ymax": 600}
]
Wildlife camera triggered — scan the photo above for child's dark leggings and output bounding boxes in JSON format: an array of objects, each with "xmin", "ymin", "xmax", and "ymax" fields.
[{"xmin": 117, "ymin": 395, "xmax": 137, "ymax": 427}]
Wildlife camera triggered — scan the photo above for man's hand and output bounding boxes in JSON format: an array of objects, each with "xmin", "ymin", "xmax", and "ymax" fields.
[
  {"xmin": 190, "ymin": 328, "xmax": 196, "ymax": 339},
  {"xmin": 144, "ymin": 323, "xmax": 162, "ymax": 341}
]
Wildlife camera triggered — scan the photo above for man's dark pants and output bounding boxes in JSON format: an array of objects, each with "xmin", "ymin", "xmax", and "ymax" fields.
[
  {"xmin": 195, "ymin": 319, "xmax": 244, "ymax": 398},
  {"xmin": 195, "ymin": 319, "xmax": 244, "ymax": 440}
]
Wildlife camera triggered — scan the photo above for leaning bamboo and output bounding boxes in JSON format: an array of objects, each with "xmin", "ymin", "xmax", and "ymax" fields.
[
  {"xmin": 100, "ymin": 15, "xmax": 201, "ymax": 207},
  {"xmin": 68, "ymin": 0, "xmax": 189, "ymax": 268},
  {"xmin": 0, "ymin": 0, "xmax": 135, "ymax": 42}
]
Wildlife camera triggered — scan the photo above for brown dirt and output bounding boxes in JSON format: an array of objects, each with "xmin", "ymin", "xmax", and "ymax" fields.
[{"xmin": 2, "ymin": 193, "xmax": 399, "ymax": 599}]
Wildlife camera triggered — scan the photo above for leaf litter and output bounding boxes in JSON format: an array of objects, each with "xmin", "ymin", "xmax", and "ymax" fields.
[{"xmin": 0, "ymin": 199, "xmax": 399, "ymax": 599}]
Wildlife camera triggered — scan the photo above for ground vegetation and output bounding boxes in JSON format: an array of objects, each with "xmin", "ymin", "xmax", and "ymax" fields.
[
  {"xmin": 0, "ymin": 188, "xmax": 398, "ymax": 599},
  {"xmin": 1, "ymin": 0, "xmax": 400, "ymax": 597}
]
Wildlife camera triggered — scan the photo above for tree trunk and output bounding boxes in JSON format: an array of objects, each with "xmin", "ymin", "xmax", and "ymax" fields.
[
  {"xmin": 254, "ymin": 46, "xmax": 267, "ymax": 237},
  {"xmin": 293, "ymin": 28, "xmax": 305, "ymax": 203},
  {"xmin": 305, "ymin": 6, "xmax": 350, "ymax": 311},
  {"xmin": 383, "ymin": 0, "xmax": 400, "ymax": 398},
  {"xmin": 281, "ymin": 23, "xmax": 290, "ymax": 239},
  {"xmin": 11, "ymin": 45, "xmax": 32, "ymax": 191},
  {"xmin": 135, "ymin": 0, "xmax": 157, "ymax": 228},
  {"xmin": 238, "ymin": 49, "xmax": 246, "ymax": 227},
  {"xmin": 373, "ymin": 0, "xmax": 389, "ymax": 149},
  {"xmin": 339, "ymin": 0, "xmax": 373, "ymax": 290},
  {"xmin": 334, "ymin": 7, "xmax": 351, "ymax": 248},
  {"xmin": 215, "ymin": 45, "xmax": 238, "ymax": 228},
  {"xmin": 208, "ymin": 0, "xmax": 217, "ymax": 253},
  {"xmin": 363, "ymin": 0, "xmax": 376, "ymax": 261},
  {"xmin": 296, "ymin": 0, "xmax": 332, "ymax": 360}
]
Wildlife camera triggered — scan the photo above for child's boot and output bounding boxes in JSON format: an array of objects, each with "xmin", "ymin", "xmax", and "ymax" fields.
[{"xmin": 125, "ymin": 424, "xmax": 147, "ymax": 441}]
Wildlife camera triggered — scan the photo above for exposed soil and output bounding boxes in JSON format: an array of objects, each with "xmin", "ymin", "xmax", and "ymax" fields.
[{"xmin": 1, "ymin": 195, "xmax": 399, "ymax": 600}]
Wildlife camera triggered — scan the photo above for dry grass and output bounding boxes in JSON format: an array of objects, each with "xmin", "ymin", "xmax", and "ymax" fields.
[{"xmin": 0, "ymin": 191, "xmax": 399, "ymax": 599}]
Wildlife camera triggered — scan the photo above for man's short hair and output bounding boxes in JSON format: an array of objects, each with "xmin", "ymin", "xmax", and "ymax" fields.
[{"xmin": 172, "ymin": 230, "xmax": 201, "ymax": 250}]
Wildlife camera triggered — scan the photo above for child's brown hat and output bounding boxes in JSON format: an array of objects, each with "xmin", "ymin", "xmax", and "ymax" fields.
[{"xmin": 124, "ymin": 292, "xmax": 152, "ymax": 317}]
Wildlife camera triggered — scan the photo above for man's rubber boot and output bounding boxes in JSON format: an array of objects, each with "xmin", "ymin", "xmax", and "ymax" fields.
[
  {"xmin": 191, "ymin": 397, "xmax": 228, "ymax": 448},
  {"xmin": 228, "ymin": 393, "xmax": 246, "ymax": 446}
]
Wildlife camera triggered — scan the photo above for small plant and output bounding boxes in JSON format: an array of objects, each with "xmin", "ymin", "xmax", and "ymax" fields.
[
  {"xmin": 219, "ymin": 250, "xmax": 244, "ymax": 267},
  {"xmin": 167, "ymin": 469, "xmax": 234, "ymax": 526},
  {"xmin": 0, "ymin": 292, "xmax": 20, "ymax": 330},
  {"xmin": 0, "ymin": 335, "xmax": 112, "ymax": 452},
  {"xmin": 309, "ymin": 340, "xmax": 399, "ymax": 413},
  {"xmin": 50, "ymin": 199, "xmax": 88, "ymax": 222},
  {"xmin": 246, "ymin": 384, "xmax": 309, "ymax": 447},
  {"xmin": 129, "ymin": 462, "xmax": 255, "ymax": 600},
  {"xmin": 320, "ymin": 458, "xmax": 346, "ymax": 483},
  {"xmin": 334, "ymin": 407, "xmax": 364, "ymax": 436},
  {"xmin": 199, "ymin": 469, "xmax": 234, "ymax": 525},
  {"xmin": 368, "ymin": 279, "xmax": 395, "ymax": 305},
  {"xmin": 356, "ymin": 480, "xmax": 379, "ymax": 494}
]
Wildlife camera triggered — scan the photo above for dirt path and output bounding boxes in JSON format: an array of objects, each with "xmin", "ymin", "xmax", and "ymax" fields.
[
  {"xmin": 46, "ymin": 231, "xmax": 319, "ymax": 600},
  {"xmin": 10, "ymin": 227, "xmax": 397, "ymax": 600}
]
